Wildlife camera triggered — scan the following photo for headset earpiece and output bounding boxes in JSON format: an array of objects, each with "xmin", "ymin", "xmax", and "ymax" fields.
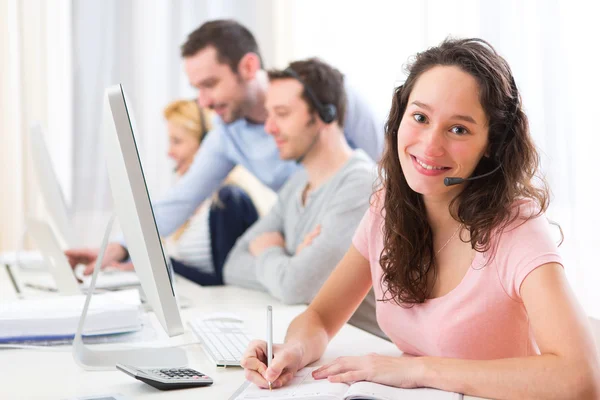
[{"xmin": 318, "ymin": 104, "xmax": 337, "ymax": 124}]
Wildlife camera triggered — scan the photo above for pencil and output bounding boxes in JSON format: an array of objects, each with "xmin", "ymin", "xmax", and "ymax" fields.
[
  {"xmin": 267, "ymin": 305, "xmax": 273, "ymax": 391},
  {"xmin": 5, "ymin": 264, "xmax": 21, "ymax": 295}
]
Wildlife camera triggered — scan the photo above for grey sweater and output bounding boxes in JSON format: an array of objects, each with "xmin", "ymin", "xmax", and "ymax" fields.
[{"xmin": 223, "ymin": 150, "xmax": 386, "ymax": 339}]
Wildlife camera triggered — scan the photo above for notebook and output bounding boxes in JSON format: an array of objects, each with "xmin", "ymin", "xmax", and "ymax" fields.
[
  {"xmin": 0, "ymin": 289, "xmax": 142, "ymax": 342},
  {"xmin": 233, "ymin": 367, "xmax": 463, "ymax": 400}
]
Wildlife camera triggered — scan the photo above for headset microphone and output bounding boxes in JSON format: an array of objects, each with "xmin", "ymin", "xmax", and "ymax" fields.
[{"xmin": 443, "ymin": 163, "xmax": 503, "ymax": 186}]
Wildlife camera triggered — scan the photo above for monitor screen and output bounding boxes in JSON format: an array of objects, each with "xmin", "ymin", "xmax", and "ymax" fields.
[{"xmin": 102, "ymin": 84, "xmax": 183, "ymax": 336}]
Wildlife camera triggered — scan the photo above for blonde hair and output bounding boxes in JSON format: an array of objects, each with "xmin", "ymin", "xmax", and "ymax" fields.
[{"xmin": 163, "ymin": 99, "xmax": 212, "ymax": 141}]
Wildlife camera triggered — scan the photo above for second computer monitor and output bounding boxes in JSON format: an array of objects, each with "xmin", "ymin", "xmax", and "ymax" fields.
[
  {"xmin": 102, "ymin": 84, "xmax": 184, "ymax": 337},
  {"xmin": 29, "ymin": 122, "xmax": 74, "ymax": 247}
]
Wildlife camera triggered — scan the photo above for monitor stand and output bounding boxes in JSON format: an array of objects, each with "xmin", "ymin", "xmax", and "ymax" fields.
[{"xmin": 72, "ymin": 214, "xmax": 188, "ymax": 371}]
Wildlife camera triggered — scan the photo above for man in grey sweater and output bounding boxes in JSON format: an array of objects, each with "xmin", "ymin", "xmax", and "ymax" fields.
[{"xmin": 223, "ymin": 59, "xmax": 384, "ymax": 338}]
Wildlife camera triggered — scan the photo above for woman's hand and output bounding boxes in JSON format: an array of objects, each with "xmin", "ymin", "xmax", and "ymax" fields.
[
  {"xmin": 312, "ymin": 353, "xmax": 426, "ymax": 388},
  {"xmin": 241, "ymin": 340, "xmax": 305, "ymax": 389}
]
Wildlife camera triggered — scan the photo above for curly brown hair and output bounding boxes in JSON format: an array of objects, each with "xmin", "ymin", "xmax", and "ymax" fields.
[{"xmin": 377, "ymin": 38, "xmax": 549, "ymax": 305}]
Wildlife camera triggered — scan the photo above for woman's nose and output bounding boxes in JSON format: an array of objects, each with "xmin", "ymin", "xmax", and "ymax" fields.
[{"xmin": 423, "ymin": 129, "xmax": 445, "ymax": 158}]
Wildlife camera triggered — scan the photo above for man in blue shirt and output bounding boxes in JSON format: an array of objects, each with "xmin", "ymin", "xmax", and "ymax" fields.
[{"xmin": 66, "ymin": 19, "xmax": 383, "ymax": 272}]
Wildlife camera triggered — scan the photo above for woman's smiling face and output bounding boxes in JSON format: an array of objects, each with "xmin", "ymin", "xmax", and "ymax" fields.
[{"xmin": 397, "ymin": 65, "xmax": 490, "ymax": 198}]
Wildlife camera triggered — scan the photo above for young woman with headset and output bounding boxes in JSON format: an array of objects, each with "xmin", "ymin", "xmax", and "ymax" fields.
[{"xmin": 240, "ymin": 38, "xmax": 600, "ymax": 398}]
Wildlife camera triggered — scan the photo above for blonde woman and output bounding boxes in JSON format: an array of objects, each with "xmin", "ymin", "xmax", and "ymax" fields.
[
  {"xmin": 164, "ymin": 99, "xmax": 259, "ymax": 285},
  {"xmin": 100, "ymin": 100, "xmax": 259, "ymax": 285}
]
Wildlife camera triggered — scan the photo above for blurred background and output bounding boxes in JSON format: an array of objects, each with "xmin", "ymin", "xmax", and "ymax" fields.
[{"xmin": 1, "ymin": 0, "xmax": 599, "ymax": 317}]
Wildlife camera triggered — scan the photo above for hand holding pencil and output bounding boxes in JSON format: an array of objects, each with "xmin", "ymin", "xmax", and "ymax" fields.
[{"xmin": 240, "ymin": 307, "xmax": 304, "ymax": 390}]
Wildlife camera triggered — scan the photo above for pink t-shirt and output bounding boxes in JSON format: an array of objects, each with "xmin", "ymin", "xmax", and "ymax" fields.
[{"xmin": 352, "ymin": 198, "xmax": 562, "ymax": 360}]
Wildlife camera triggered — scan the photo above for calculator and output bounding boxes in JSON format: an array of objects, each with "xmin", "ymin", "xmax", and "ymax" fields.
[{"xmin": 116, "ymin": 363, "xmax": 213, "ymax": 391}]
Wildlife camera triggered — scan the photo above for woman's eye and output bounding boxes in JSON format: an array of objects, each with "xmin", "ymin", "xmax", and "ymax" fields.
[
  {"xmin": 451, "ymin": 126, "xmax": 468, "ymax": 135},
  {"xmin": 413, "ymin": 113, "xmax": 427, "ymax": 123}
]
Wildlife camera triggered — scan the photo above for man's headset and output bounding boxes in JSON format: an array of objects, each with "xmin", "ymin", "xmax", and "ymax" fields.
[{"xmin": 281, "ymin": 67, "xmax": 337, "ymax": 124}]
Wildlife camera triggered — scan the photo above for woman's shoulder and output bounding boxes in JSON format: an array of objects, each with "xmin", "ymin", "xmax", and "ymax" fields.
[
  {"xmin": 357, "ymin": 188, "xmax": 386, "ymax": 239},
  {"xmin": 368, "ymin": 187, "xmax": 385, "ymax": 214},
  {"xmin": 488, "ymin": 199, "xmax": 562, "ymax": 299},
  {"xmin": 490, "ymin": 198, "xmax": 559, "ymax": 264},
  {"xmin": 501, "ymin": 198, "xmax": 548, "ymax": 238}
]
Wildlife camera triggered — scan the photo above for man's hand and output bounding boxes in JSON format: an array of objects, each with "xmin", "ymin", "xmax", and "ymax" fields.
[
  {"xmin": 296, "ymin": 225, "xmax": 321, "ymax": 255},
  {"xmin": 249, "ymin": 232, "xmax": 285, "ymax": 256},
  {"xmin": 64, "ymin": 243, "xmax": 128, "ymax": 276},
  {"xmin": 107, "ymin": 261, "xmax": 135, "ymax": 271}
]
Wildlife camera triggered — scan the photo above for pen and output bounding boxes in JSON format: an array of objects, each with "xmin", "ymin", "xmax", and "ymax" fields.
[
  {"xmin": 267, "ymin": 305, "xmax": 273, "ymax": 391},
  {"xmin": 5, "ymin": 264, "xmax": 21, "ymax": 295}
]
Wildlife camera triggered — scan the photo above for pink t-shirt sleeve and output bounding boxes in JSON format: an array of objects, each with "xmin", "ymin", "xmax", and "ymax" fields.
[
  {"xmin": 494, "ymin": 206, "xmax": 563, "ymax": 301},
  {"xmin": 352, "ymin": 206, "xmax": 375, "ymax": 260}
]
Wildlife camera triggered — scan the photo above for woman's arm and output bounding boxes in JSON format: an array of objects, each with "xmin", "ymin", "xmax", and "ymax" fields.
[
  {"xmin": 419, "ymin": 262, "xmax": 600, "ymax": 399},
  {"xmin": 316, "ymin": 262, "xmax": 599, "ymax": 399},
  {"xmin": 241, "ymin": 245, "xmax": 373, "ymax": 388},
  {"xmin": 284, "ymin": 245, "xmax": 373, "ymax": 364}
]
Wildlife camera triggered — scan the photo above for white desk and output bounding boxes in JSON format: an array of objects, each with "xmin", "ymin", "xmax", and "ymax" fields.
[{"xmin": 0, "ymin": 266, "xmax": 483, "ymax": 400}]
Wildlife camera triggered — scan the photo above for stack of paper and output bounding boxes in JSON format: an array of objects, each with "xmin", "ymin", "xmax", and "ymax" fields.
[
  {"xmin": 0, "ymin": 289, "xmax": 142, "ymax": 342},
  {"xmin": 0, "ymin": 251, "xmax": 45, "ymax": 269}
]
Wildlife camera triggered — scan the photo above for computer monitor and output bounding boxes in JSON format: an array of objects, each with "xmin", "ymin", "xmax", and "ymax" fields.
[
  {"xmin": 25, "ymin": 217, "xmax": 141, "ymax": 292},
  {"xmin": 29, "ymin": 123, "xmax": 73, "ymax": 247},
  {"xmin": 25, "ymin": 217, "xmax": 80, "ymax": 295},
  {"xmin": 103, "ymin": 84, "xmax": 183, "ymax": 337}
]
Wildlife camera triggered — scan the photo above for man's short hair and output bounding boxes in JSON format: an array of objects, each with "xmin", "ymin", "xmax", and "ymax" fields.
[
  {"xmin": 181, "ymin": 19, "xmax": 263, "ymax": 72},
  {"xmin": 268, "ymin": 58, "xmax": 347, "ymax": 127}
]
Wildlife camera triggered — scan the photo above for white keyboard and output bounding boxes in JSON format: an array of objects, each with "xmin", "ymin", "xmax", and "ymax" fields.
[{"xmin": 189, "ymin": 315, "xmax": 252, "ymax": 367}]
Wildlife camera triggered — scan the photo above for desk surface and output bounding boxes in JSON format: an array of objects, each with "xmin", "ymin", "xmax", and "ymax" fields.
[{"xmin": 0, "ymin": 265, "xmax": 483, "ymax": 400}]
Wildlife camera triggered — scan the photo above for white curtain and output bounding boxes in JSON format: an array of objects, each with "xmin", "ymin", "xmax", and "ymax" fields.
[
  {"xmin": 3, "ymin": 0, "xmax": 598, "ymax": 317},
  {"xmin": 0, "ymin": 0, "xmax": 73, "ymax": 251},
  {"xmin": 273, "ymin": 0, "xmax": 600, "ymax": 317}
]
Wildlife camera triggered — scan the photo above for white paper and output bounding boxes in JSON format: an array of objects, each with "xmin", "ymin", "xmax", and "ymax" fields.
[
  {"xmin": 236, "ymin": 368, "xmax": 348, "ymax": 400},
  {"xmin": 0, "ymin": 289, "xmax": 141, "ymax": 338}
]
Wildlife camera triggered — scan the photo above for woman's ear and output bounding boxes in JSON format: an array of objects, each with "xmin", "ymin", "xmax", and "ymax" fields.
[{"xmin": 484, "ymin": 140, "xmax": 495, "ymax": 158}]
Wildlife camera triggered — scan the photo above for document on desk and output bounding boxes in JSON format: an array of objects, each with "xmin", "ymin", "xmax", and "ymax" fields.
[
  {"xmin": 0, "ymin": 289, "xmax": 142, "ymax": 342},
  {"xmin": 0, "ymin": 251, "xmax": 45, "ymax": 269},
  {"xmin": 233, "ymin": 367, "xmax": 463, "ymax": 400}
]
